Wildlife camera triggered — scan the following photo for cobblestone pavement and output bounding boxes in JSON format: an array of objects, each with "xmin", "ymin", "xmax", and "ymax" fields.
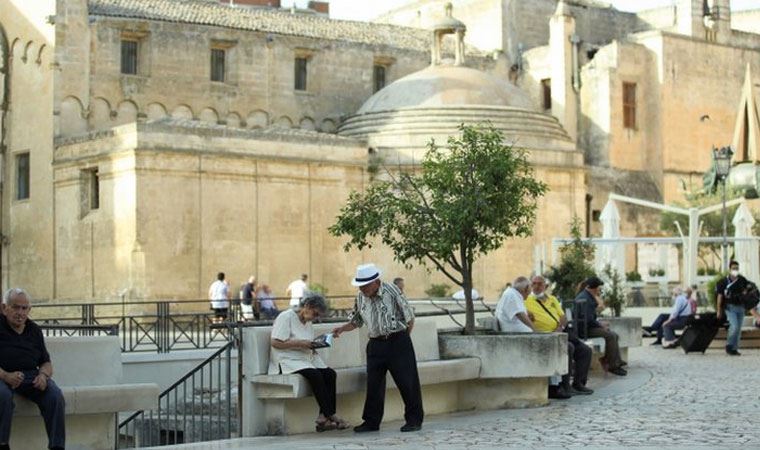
[{"xmin": 152, "ymin": 342, "xmax": 760, "ymax": 450}]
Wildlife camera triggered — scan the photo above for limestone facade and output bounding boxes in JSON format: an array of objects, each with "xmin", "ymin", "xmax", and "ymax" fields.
[{"xmin": 2, "ymin": 0, "xmax": 759, "ymax": 301}]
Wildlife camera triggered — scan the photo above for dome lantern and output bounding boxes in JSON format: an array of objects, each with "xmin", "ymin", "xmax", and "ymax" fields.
[{"xmin": 432, "ymin": 3, "xmax": 466, "ymax": 66}]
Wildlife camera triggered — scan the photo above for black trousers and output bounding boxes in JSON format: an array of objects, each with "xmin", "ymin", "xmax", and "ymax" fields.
[
  {"xmin": 567, "ymin": 337, "xmax": 592, "ymax": 387},
  {"xmin": 295, "ymin": 368, "xmax": 337, "ymax": 417},
  {"xmin": 363, "ymin": 332, "xmax": 424, "ymax": 427}
]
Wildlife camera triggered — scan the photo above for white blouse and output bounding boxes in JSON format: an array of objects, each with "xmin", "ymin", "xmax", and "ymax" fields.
[{"xmin": 268, "ymin": 308, "xmax": 327, "ymax": 374}]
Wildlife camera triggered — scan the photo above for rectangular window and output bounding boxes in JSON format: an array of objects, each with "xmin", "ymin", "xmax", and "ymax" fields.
[
  {"xmin": 16, "ymin": 153, "xmax": 30, "ymax": 201},
  {"xmin": 623, "ymin": 82, "xmax": 637, "ymax": 130},
  {"xmin": 541, "ymin": 78, "xmax": 552, "ymax": 111},
  {"xmin": 210, "ymin": 48, "xmax": 226, "ymax": 82},
  {"xmin": 88, "ymin": 169, "xmax": 100, "ymax": 210},
  {"xmin": 294, "ymin": 57, "xmax": 308, "ymax": 91},
  {"xmin": 373, "ymin": 65, "xmax": 386, "ymax": 93},
  {"xmin": 121, "ymin": 40, "xmax": 138, "ymax": 75}
]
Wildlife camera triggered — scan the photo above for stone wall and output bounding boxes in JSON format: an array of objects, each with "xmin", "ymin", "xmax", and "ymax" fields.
[{"xmin": 1, "ymin": 1, "xmax": 57, "ymax": 298}]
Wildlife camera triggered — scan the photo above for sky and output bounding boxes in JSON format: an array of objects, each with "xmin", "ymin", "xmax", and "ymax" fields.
[{"xmin": 279, "ymin": 0, "xmax": 760, "ymax": 21}]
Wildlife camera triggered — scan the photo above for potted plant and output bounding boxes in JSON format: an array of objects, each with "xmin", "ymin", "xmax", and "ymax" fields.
[
  {"xmin": 625, "ymin": 270, "xmax": 644, "ymax": 289},
  {"xmin": 602, "ymin": 265, "xmax": 625, "ymax": 317}
]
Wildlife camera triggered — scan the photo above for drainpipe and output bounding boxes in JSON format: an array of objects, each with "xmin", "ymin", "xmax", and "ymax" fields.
[
  {"xmin": 0, "ymin": 30, "xmax": 10, "ymax": 294},
  {"xmin": 585, "ymin": 193, "xmax": 593, "ymax": 237}
]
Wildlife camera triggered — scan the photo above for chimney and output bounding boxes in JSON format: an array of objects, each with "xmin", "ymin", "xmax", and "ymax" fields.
[{"xmin": 308, "ymin": 1, "xmax": 329, "ymax": 15}]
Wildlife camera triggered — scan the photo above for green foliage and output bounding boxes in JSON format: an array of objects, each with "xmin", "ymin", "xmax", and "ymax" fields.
[
  {"xmin": 706, "ymin": 272, "xmax": 724, "ymax": 310},
  {"xmin": 424, "ymin": 283, "xmax": 451, "ymax": 298},
  {"xmin": 545, "ymin": 217, "xmax": 596, "ymax": 302},
  {"xmin": 308, "ymin": 283, "xmax": 329, "ymax": 295},
  {"xmin": 602, "ymin": 265, "xmax": 625, "ymax": 317},
  {"xmin": 697, "ymin": 267, "xmax": 719, "ymax": 276},
  {"xmin": 625, "ymin": 271, "xmax": 642, "ymax": 282},
  {"xmin": 329, "ymin": 124, "xmax": 548, "ymax": 333},
  {"xmin": 660, "ymin": 187, "xmax": 758, "ymax": 271},
  {"xmin": 648, "ymin": 267, "xmax": 665, "ymax": 277}
]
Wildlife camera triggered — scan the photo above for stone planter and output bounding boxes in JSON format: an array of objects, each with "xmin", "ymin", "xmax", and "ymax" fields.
[{"xmin": 437, "ymin": 330, "xmax": 568, "ymax": 409}]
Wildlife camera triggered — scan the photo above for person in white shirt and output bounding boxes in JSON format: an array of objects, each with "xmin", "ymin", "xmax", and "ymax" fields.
[
  {"xmin": 208, "ymin": 272, "xmax": 229, "ymax": 323},
  {"xmin": 286, "ymin": 273, "xmax": 309, "ymax": 307},
  {"xmin": 495, "ymin": 276, "xmax": 534, "ymax": 332}
]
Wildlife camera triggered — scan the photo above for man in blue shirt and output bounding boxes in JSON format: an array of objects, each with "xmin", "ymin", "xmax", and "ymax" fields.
[{"xmin": 574, "ymin": 276, "xmax": 626, "ymax": 376}]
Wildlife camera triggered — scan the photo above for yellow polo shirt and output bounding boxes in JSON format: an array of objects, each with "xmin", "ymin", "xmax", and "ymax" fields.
[{"xmin": 525, "ymin": 293, "xmax": 564, "ymax": 333}]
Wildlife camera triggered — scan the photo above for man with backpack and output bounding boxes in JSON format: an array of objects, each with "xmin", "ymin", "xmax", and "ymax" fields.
[{"xmin": 716, "ymin": 261, "xmax": 750, "ymax": 355}]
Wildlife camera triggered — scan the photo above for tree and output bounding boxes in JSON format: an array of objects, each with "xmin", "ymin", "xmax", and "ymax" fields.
[
  {"xmin": 329, "ymin": 124, "xmax": 548, "ymax": 334},
  {"xmin": 545, "ymin": 217, "xmax": 595, "ymax": 302}
]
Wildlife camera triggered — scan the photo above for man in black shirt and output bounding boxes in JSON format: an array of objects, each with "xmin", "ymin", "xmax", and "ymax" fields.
[
  {"xmin": 0, "ymin": 288, "xmax": 65, "ymax": 450},
  {"xmin": 716, "ymin": 261, "xmax": 749, "ymax": 355}
]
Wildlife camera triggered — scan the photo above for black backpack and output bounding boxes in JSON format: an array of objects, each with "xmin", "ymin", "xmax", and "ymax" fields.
[{"xmin": 739, "ymin": 282, "xmax": 760, "ymax": 312}]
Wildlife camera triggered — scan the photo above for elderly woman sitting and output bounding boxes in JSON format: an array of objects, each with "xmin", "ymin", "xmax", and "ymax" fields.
[{"xmin": 269, "ymin": 292, "xmax": 349, "ymax": 431}]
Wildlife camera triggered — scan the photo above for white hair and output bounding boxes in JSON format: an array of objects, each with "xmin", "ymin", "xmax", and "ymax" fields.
[
  {"xmin": 3, "ymin": 288, "xmax": 29, "ymax": 305},
  {"xmin": 672, "ymin": 286, "xmax": 683, "ymax": 296},
  {"xmin": 513, "ymin": 276, "xmax": 531, "ymax": 292}
]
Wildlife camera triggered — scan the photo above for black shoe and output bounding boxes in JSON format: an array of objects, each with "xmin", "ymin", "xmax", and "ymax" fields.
[
  {"xmin": 354, "ymin": 422, "xmax": 379, "ymax": 433},
  {"xmin": 609, "ymin": 367, "xmax": 627, "ymax": 376},
  {"xmin": 727, "ymin": 349, "xmax": 742, "ymax": 356},
  {"xmin": 400, "ymin": 423, "xmax": 422, "ymax": 432},
  {"xmin": 620, "ymin": 360, "xmax": 628, "ymax": 366},
  {"xmin": 650, "ymin": 340, "xmax": 662, "ymax": 346},
  {"xmin": 548, "ymin": 386, "xmax": 571, "ymax": 399},
  {"xmin": 571, "ymin": 384, "xmax": 594, "ymax": 395}
]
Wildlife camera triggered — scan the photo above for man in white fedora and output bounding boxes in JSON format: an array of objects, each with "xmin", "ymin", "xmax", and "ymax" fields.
[{"xmin": 332, "ymin": 263, "xmax": 423, "ymax": 433}]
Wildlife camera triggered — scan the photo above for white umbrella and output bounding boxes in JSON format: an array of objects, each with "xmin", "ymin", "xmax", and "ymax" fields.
[
  {"xmin": 732, "ymin": 203, "xmax": 759, "ymax": 282},
  {"xmin": 452, "ymin": 289, "xmax": 480, "ymax": 300},
  {"xmin": 596, "ymin": 200, "xmax": 626, "ymax": 277}
]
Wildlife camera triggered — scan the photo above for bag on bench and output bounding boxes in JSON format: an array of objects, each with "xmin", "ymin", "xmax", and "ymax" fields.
[{"xmin": 680, "ymin": 312, "xmax": 720, "ymax": 354}]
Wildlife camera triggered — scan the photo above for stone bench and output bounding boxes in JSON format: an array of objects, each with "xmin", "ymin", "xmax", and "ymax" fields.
[
  {"xmin": 241, "ymin": 318, "xmax": 567, "ymax": 436},
  {"xmin": 242, "ymin": 319, "xmax": 480, "ymax": 435},
  {"xmin": 476, "ymin": 316, "xmax": 641, "ymax": 372},
  {"xmin": 11, "ymin": 336, "xmax": 158, "ymax": 450},
  {"xmin": 709, "ymin": 316, "xmax": 760, "ymax": 349}
]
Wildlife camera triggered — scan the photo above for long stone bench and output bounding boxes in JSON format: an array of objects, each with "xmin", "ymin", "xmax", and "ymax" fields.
[
  {"xmin": 241, "ymin": 319, "xmax": 479, "ymax": 435},
  {"xmin": 476, "ymin": 316, "xmax": 641, "ymax": 373},
  {"xmin": 11, "ymin": 336, "xmax": 159, "ymax": 450},
  {"xmin": 241, "ymin": 318, "xmax": 566, "ymax": 436},
  {"xmin": 710, "ymin": 316, "xmax": 760, "ymax": 349}
]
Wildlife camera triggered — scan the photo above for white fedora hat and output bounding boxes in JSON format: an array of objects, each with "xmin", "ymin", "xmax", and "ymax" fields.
[{"xmin": 351, "ymin": 263, "xmax": 382, "ymax": 287}]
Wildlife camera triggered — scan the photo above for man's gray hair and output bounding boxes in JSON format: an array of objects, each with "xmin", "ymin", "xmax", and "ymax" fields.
[
  {"xmin": 301, "ymin": 292, "xmax": 328, "ymax": 315},
  {"xmin": 3, "ymin": 288, "xmax": 29, "ymax": 305},
  {"xmin": 513, "ymin": 276, "xmax": 531, "ymax": 292}
]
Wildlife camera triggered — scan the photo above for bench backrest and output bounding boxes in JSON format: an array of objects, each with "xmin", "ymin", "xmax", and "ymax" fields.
[
  {"xmin": 242, "ymin": 318, "xmax": 441, "ymax": 376},
  {"xmin": 45, "ymin": 336, "xmax": 123, "ymax": 386}
]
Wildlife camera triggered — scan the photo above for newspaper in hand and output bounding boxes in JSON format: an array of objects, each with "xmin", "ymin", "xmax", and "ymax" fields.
[{"xmin": 310, "ymin": 333, "xmax": 334, "ymax": 349}]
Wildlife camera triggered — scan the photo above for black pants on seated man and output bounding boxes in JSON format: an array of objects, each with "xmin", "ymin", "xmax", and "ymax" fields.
[
  {"xmin": 364, "ymin": 332, "xmax": 424, "ymax": 428},
  {"xmin": 0, "ymin": 371, "xmax": 65, "ymax": 449},
  {"xmin": 295, "ymin": 368, "xmax": 337, "ymax": 418},
  {"xmin": 567, "ymin": 337, "xmax": 592, "ymax": 387}
]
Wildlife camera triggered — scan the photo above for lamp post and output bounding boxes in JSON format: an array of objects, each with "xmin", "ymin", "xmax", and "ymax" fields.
[{"xmin": 713, "ymin": 146, "xmax": 733, "ymax": 272}]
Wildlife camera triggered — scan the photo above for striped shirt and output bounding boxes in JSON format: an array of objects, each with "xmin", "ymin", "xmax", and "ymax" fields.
[{"xmin": 349, "ymin": 281, "xmax": 415, "ymax": 338}]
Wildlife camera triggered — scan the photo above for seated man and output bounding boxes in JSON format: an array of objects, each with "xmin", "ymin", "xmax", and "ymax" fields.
[
  {"xmin": 526, "ymin": 275, "xmax": 593, "ymax": 398},
  {"xmin": 661, "ymin": 287, "xmax": 697, "ymax": 348},
  {"xmin": 495, "ymin": 276, "xmax": 534, "ymax": 333},
  {"xmin": 645, "ymin": 286, "xmax": 696, "ymax": 345},
  {"xmin": 575, "ymin": 276, "xmax": 627, "ymax": 376},
  {"xmin": 0, "ymin": 288, "xmax": 65, "ymax": 450}
]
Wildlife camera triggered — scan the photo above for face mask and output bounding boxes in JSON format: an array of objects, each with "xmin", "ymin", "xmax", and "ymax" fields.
[
  {"xmin": 534, "ymin": 292, "xmax": 546, "ymax": 299},
  {"xmin": 730, "ymin": 269, "xmax": 740, "ymax": 277}
]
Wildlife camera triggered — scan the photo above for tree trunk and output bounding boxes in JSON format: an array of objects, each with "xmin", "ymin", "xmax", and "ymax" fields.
[{"xmin": 463, "ymin": 268, "xmax": 475, "ymax": 334}]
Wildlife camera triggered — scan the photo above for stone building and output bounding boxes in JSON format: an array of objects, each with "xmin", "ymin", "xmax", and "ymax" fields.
[{"xmin": 1, "ymin": 0, "xmax": 758, "ymax": 302}]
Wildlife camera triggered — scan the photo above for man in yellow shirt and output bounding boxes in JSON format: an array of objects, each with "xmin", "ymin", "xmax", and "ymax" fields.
[{"xmin": 526, "ymin": 275, "xmax": 593, "ymax": 397}]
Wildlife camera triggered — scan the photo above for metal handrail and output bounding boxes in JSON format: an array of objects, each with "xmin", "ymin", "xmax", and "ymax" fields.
[{"xmin": 117, "ymin": 338, "xmax": 237, "ymax": 447}]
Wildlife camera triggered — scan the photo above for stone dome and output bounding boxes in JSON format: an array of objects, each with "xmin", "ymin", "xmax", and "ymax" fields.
[{"xmin": 356, "ymin": 65, "xmax": 535, "ymax": 115}]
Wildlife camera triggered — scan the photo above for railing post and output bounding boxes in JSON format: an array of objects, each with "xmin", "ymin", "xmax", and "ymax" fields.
[{"xmin": 157, "ymin": 302, "xmax": 170, "ymax": 353}]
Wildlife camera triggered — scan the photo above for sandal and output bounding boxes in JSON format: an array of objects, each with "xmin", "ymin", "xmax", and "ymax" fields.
[
  {"xmin": 330, "ymin": 416, "xmax": 350, "ymax": 430},
  {"xmin": 315, "ymin": 419, "xmax": 338, "ymax": 432}
]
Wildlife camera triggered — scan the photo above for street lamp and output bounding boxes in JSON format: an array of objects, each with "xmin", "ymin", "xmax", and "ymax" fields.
[{"xmin": 713, "ymin": 146, "xmax": 734, "ymax": 272}]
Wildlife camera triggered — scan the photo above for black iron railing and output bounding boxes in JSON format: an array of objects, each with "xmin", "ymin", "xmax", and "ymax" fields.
[
  {"xmin": 30, "ymin": 296, "xmax": 355, "ymax": 353},
  {"xmin": 117, "ymin": 337, "xmax": 238, "ymax": 447}
]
